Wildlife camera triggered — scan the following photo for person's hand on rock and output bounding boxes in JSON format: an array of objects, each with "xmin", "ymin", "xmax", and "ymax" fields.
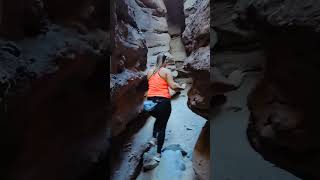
[{"xmin": 180, "ymin": 83, "xmax": 187, "ymax": 89}]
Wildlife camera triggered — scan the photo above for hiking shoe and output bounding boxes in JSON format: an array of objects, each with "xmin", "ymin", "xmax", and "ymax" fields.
[
  {"xmin": 143, "ymin": 159, "xmax": 159, "ymax": 171},
  {"xmin": 153, "ymin": 156, "xmax": 161, "ymax": 162},
  {"xmin": 148, "ymin": 137, "xmax": 157, "ymax": 146}
]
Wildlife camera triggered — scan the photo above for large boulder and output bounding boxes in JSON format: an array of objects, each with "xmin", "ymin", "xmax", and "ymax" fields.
[{"xmin": 184, "ymin": 46, "xmax": 210, "ymax": 118}]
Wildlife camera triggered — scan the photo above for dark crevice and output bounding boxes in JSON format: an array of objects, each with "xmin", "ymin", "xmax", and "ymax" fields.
[{"xmin": 163, "ymin": 0, "xmax": 186, "ymax": 35}]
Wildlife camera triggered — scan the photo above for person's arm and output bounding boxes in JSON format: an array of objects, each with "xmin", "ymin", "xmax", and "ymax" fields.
[{"xmin": 165, "ymin": 69, "xmax": 185, "ymax": 90}]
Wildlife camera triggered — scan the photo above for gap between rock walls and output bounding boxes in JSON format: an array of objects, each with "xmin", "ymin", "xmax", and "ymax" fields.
[
  {"xmin": 109, "ymin": 0, "xmax": 210, "ymax": 180},
  {"xmin": 3, "ymin": 0, "xmax": 317, "ymax": 180}
]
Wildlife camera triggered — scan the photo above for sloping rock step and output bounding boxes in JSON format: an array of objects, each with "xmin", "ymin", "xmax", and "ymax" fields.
[
  {"xmin": 142, "ymin": 144, "xmax": 188, "ymax": 174},
  {"xmin": 169, "ymin": 36, "xmax": 187, "ymax": 61}
]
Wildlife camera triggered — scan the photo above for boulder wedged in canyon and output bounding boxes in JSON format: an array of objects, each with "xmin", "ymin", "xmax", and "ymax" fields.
[
  {"xmin": 234, "ymin": 0, "xmax": 320, "ymax": 179},
  {"xmin": 182, "ymin": 0, "xmax": 210, "ymax": 179}
]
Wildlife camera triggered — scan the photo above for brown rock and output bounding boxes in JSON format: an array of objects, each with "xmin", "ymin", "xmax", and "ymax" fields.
[
  {"xmin": 110, "ymin": 70, "xmax": 148, "ymax": 136},
  {"xmin": 0, "ymin": 29, "xmax": 107, "ymax": 180},
  {"xmin": 182, "ymin": 0, "xmax": 209, "ymax": 54},
  {"xmin": 237, "ymin": 0, "xmax": 320, "ymax": 178},
  {"xmin": 193, "ymin": 121, "xmax": 210, "ymax": 180},
  {"xmin": 184, "ymin": 46, "xmax": 210, "ymax": 118},
  {"xmin": 111, "ymin": 21, "xmax": 147, "ymax": 73}
]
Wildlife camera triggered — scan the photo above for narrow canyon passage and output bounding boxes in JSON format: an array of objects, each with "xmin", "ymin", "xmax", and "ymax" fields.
[
  {"xmin": 211, "ymin": 72, "xmax": 300, "ymax": 180},
  {"xmin": 137, "ymin": 85, "xmax": 206, "ymax": 179},
  {"xmin": 110, "ymin": 0, "xmax": 207, "ymax": 179}
]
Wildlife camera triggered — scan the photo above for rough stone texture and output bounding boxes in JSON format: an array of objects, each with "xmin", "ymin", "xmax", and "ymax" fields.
[
  {"xmin": 0, "ymin": 0, "xmax": 103, "ymax": 39},
  {"xmin": 110, "ymin": 70, "xmax": 147, "ymax": 136},
  {"xmin": 152, "ymin": 146, "xmax": 187, "ymax": 180},
  {"xmin": 183, "ymin": 0, "xmax": 210, "ymax": 118},
  {"xmin": 182, "ymin": 0, "xmax": 210, "ymax": 54},
  {"xmin": 110, "ymin": 0, "xmax": 148, "ymax": 138},
  {"xmin": 192, "ymin": 121, "xmax": 209, "ymax": 180},
  {"xmin": 235, "ymin": 0, "xmax": 320, "ymax": 179},
  {"xmin": 164, "ymin": 0, "xmax": 186, "ymax": 36},
  {"xmin": 184, "ymin": 46, "xmax": 210, "ymax": 118},
  {"xmin": 182, "ymin": 0, "xmax": 210, "ymax": 179},
  {"xmin": 0, "ymin": 0, "xmax": 108, "ymax": 180},
  {"xmin": 184, "ymin": 0, "xmax": 197, "ymax": 17},
  {"xmin": 211, "ymin": 0, "xmax": 265, "ymax": 104},
  {"xmin": 111, "ymin": 21, "xmax": 147, "ymax": 73}
]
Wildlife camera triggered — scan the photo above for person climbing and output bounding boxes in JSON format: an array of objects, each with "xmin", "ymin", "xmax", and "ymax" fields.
[{"xmin": 145, "ymin": 54, "xmax": 186, "ymax": 162}]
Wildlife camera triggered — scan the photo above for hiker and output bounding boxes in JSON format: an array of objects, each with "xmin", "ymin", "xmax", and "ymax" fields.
[{"xmin": 146, "ymin": 54, "xmax": 186, "ymax": 161}]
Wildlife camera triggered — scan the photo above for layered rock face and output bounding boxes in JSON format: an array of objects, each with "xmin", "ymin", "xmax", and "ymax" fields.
[
  {"xmin": 182, "ymin": 0, "xmax": 210, "ymax": 179},
  {"xmin": 183, "ymin": 0, "xmax": 210, "ymax": 119},
  {"xmin": 110, "ymin": 0, "xmax": 149, "ymax": 137},
  {"xmin": 234, "ymin": 0, "xmax": 320, "ymax": 179},
  {"xmin": 0, "ymin": 0, "xmax": 108, "ymax": 180},
  {"xmin": 130, "ymin": 0, "xmax": 169, "ymax": 67}
]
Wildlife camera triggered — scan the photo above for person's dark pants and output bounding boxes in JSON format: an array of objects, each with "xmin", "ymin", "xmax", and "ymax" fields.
[{"xmin": 147, "ymin": 96, "xmax": 171, "ymax": 153}]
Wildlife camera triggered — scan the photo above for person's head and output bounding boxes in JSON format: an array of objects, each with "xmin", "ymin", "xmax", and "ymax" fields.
[
  {"xmin": 156, "ymin": 54, "xmax": 168, "ymax": 68},
  {"xmin": 153, "ymin": 54, "xmax": 168, "ymax": 73}
]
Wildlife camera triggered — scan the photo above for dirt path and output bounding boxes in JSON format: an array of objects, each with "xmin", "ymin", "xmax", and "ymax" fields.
[{"xmin": 211, "ymin": 72, "xmax": 301, "ymax": 180}]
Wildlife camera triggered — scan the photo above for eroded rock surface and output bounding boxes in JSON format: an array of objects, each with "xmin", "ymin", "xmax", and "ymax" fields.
[
  {"xmin": 0, "ymin": 0, "xmax": 108, "ymax": 180},
  {"xmin": 110, "ymin": 0, "xmax": 148, "ymax": 138},
  {"xmin": 182, "ymin": 0, "xmax": 210, "ymax": 55},
  {"xmin": 182, "ymin": 0, "xmax": 210, "ymax": 179},
  {"xmin": 235, "ymin": 0, "xmax": 320, "ymax": 178}
]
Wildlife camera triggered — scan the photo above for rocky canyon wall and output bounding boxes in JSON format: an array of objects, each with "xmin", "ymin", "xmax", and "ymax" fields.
[
  {"xmin": 110, "ymin": 0, "xmax": 149, "ymax": 138},
  {"xmin": 109, "ymin": 0, "xmax": 170, "ymax": 178},
  {"xmin": 236, "ymin": 0, "xmax": 320, "ymax": 179},
  {"xmin": 182, "ymin": 0, "xmax": 210, "ymax": 179},
  {"xmin": 0, "ymin": 0, "xmax": 108, "ymax": 180},
  {"xmin": 212, "ymin": 0, "xmax": 320, "ymax": 179}
]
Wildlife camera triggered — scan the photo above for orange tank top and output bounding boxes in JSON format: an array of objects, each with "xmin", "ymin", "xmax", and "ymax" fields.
[{"xmin": 147, "ymin": 68, "xmax": 171, "ymax": 99}]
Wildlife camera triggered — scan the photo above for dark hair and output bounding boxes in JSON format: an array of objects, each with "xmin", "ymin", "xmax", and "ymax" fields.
[{"xmin": 154, "ymin": 54, "xmax": 167, "ymax": 73}]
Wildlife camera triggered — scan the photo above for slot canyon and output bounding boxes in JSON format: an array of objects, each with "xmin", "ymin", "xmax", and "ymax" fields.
[
  {"xmin": 110, "ymin": 0, "xmax": 209, "ymax": 179},
  {"xmin": 0, "ymin": 0, "xmax": 319, "ymax": 180}
]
